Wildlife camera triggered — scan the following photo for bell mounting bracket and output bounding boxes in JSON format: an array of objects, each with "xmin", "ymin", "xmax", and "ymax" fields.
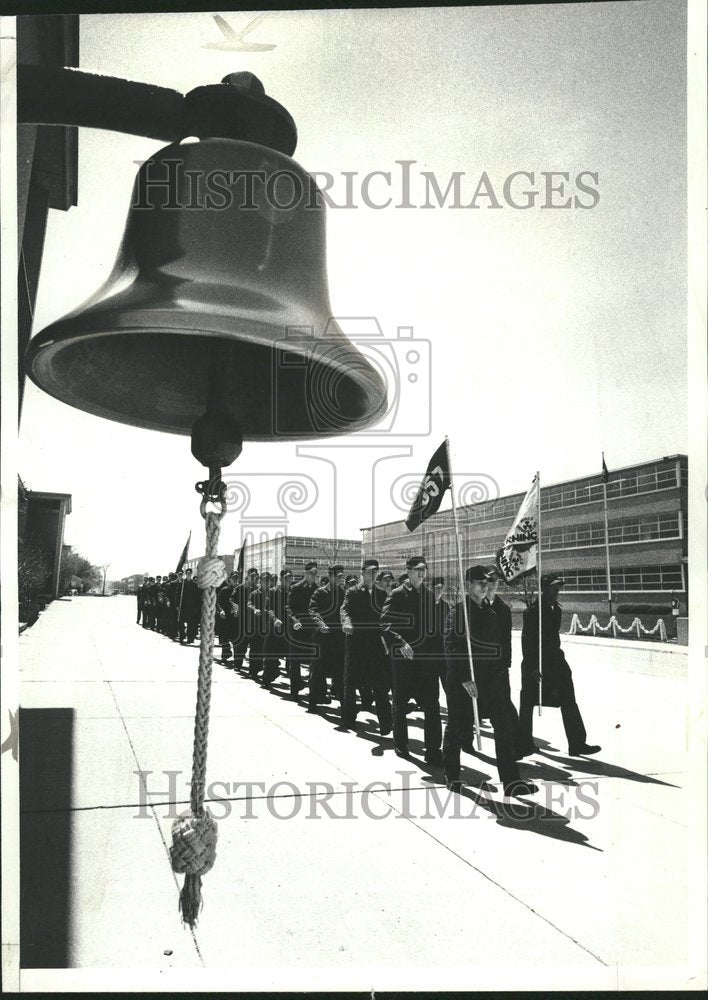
[{"xmin": 17, "ymin": 65, "xmax": 297, "ymax": 154}]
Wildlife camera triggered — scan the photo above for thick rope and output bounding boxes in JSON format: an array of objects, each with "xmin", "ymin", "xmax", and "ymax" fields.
[{"xmin": 170, "ymin": 506, "xmax": 226, "ymax": 927}]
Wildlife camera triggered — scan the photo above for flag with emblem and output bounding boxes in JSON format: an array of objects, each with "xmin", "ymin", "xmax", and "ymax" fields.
[
  {"xmin": 496, "ymin": 474, "xmax": 540, "ymax": 582},
  {"xmin": 406, "ymin": 440, "xmax": 452, "ymax": 531}
]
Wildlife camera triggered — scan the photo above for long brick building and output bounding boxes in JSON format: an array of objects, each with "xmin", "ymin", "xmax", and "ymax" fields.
[{"xmin": 362, "ymin": 454, "xmax": 688, "ymax": 618}]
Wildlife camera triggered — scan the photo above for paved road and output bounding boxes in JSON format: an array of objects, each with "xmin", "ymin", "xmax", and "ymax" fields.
[{"xmin": 16, "ymin": 595, "xmax": 702, "ymax": 990}]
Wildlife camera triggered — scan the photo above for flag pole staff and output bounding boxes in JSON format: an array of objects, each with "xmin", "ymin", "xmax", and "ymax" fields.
[
  {"xmin": 536, "ymin": 470, "xmax": 543, "ymax": 717},
  {"xmin": 177, "ymin": 576, "xmax": 186, "ymax": 635},
  {"xmin": 602, "ymin": 453, "xmax": 613, "ymax": 618},
  {"xmin": 177, "ymin": 530, "xmax": 191, "ymax": 631},
  {"xmin": 445, "ymin": 436, "xmax": 482, "ymax": 751}
]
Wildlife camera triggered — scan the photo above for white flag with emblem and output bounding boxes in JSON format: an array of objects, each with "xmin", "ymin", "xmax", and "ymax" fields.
[{"xmin": 495, "ymin": 474, "xmax": 539, "ymax": 582}]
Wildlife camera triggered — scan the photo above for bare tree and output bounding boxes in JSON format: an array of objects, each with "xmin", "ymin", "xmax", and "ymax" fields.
[
  {"xmin": 502, "ymin": 568, "xmax": 538, "ymax": 609},
  {"xmin": 318, "ymin": 540, "xmax": 342, "ymax": 565},
  {"xmin": 59, "ymin": 551, "xmax": 102, "ymax": 594}
]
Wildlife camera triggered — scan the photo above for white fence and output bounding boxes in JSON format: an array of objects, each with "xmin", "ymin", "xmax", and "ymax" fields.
[{"xmin": 568, "ymin": 613, "xmax": 668, "ymax": 642}]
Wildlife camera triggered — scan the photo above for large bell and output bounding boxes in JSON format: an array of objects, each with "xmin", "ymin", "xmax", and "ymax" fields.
[{"xmin": 24, "ymin": 137, "xmax": 388, "ymax": 440}]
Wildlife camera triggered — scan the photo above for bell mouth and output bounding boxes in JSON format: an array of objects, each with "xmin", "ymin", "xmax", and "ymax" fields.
[{"xmin": 25, "ymin": 325, "xmax": 388, "ymax": 440}]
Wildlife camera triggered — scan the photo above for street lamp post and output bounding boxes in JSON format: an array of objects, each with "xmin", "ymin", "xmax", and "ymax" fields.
[{"xmin": 101, "ymin": 564, "xmax": 110, "ymax": 596}]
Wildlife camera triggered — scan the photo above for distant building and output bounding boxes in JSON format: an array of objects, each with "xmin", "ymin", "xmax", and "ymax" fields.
[
  {"xmin": 182, "ymin": 537, "xmax": 361, "ymax": 580},
  {"xmin": 19, "ymin": 489, "xmax": 73, "ymax": 599},
  {"xmin": 362, "ymin": 455, "xmax": 688, "ymax": 617},
  {"xmin": 184, "ymin": 554, "xmax": 235, "ymax": 577},
  {"xmin": 235, "ymin": 535, "xmax": 362, "ymax": 578}
]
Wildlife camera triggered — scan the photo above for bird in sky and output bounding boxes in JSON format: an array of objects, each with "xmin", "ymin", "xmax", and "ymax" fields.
[{"xmin": 203, "ymin": 13, "xmax": 276, "ymax": 52}]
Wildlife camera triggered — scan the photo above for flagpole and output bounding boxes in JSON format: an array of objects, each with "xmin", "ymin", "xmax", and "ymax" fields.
[
  {"xmin": 177, "ymin": 531, "xmax": 191, "ymax": 634},
  {"xmin": 602, "ymin": 453, "xmax": 612, "ymax": 618},
  {"xmin": 177, "ymin": 577, "xmax": 186, "ymax": 638},
  {"xmin": 445, "ymin": 436, "xmax": 482, "ymax": 751},
  {"xmin": 536, "ymin": 471, "xmax": 542, "ymax": 717}
]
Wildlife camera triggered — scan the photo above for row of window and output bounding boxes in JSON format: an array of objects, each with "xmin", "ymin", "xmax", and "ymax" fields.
[
  {"xmin": 556, "ymin": 565, "xmax": 685, "ymax": 592},
  {"xmin": 286, "ymin": 556, "xmax": 361, "ymax": 569},
  {"xmin": 368, "ymin": 560, "xmax": 684, "ymax": 593},
  {"xmin": 392, "ymin": 511, "xmax": 683, "ymax": 562},
  {"xmin": 542, "ymin": 466, "xmax": 683, "ymax": 511},
  {"xmin": 459, "ymin": 463, "xmax": 684, "ymax": 524},
  {"xmin": 545, "ymin": 512, "xmax": 682, "ymax": 549},
  {"xmin": 287, "ymin": 537, "xmax": 360, "ymax": 549}
]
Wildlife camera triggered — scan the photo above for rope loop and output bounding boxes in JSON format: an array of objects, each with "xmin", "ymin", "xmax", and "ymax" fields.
[{"xmin": 199, "ymin": 495, "xmax": 227, "ymax": 521}]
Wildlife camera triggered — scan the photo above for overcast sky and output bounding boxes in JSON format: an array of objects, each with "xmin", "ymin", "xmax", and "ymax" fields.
[{"xmin": 18, "ymin": 2, "xmax": 688, "ymax": 578}]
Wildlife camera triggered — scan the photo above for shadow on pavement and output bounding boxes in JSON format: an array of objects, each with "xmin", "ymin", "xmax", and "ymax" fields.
[
  {"xmin": 203, "ymin": 664, "xmax": 604, "ymax": 849},
  {"xmin": 537, "ymin": 750, "xmax": 681, "ymax": 787},
  {"xmin": 20, "ymin": 707, "xmax": 74, "ymax": 968},
  {"xmin": 454, "ymin": 785, "xmax": 603, "ymax": 850}
]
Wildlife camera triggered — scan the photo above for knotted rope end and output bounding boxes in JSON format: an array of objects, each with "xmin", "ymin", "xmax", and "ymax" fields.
[{"xmin": 170, "ymin": 812, "xmax": 218, "ymax": 928}]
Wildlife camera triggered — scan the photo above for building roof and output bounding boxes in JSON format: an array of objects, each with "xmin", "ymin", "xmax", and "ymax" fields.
[{"xmin": 26, "ymin": 491, "xmax": 73, "ymax": 515}]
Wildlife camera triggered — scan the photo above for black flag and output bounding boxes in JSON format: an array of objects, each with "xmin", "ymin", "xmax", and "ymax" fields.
[
  {"xmin": 235, "ymin": 541, "xmax": 246, "ymax": 579},
  {"xmin": 406, "ymin": 440, "xmax": 451, "ymax": 532},
  {"xmin": 601, "ymin": 453, "xmax": 609, "ymax": 484},
  {"xmin": 176, "ymin": 532, "xmax": 191, "ymax": 573}
]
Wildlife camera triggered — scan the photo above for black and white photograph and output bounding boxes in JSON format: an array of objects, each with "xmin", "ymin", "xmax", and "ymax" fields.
[{"xmin": 1, "ymin": 0, "xmax": 706, "ymax": 992}]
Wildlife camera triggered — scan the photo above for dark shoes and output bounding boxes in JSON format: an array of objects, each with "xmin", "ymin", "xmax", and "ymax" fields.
[
  {"xmin": 504, "ymin": 780, "xmax": 539, "ymax": 797},
  {"xmin": 379, "ymin": 723, "xmax": 392, "ymax": 737},
  {"xmin": 515, "ymin": 743, "xmax": 536, "ymax": 760},
  {"xmin": 394, "ymin": 746, "xmax": 409, "ymax": 758},
  {"xmin": 425, "ymin": 749, "xmax": 444, "ymax": 767},
  {"xmin": 568, "ymin": 744, "xmax": 601, "ymax": 756},
  {"xmin": 446, "ymin": 779, "xmax": 463, "ymax": 793}
]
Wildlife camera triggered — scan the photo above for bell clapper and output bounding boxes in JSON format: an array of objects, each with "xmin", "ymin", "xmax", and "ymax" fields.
[{"xmin": 192, "ymin": 338, "xmax": 244, "ymax": 498}]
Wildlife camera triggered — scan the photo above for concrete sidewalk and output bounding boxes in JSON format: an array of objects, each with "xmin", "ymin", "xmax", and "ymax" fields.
[{"xmin": 16, "ymin": 595, "xmax": 702, "ymax": 991}]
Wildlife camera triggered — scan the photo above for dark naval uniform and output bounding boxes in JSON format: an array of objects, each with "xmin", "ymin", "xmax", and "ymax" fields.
[
  {"xmin": 340, "ymin": 583, "xmax": 392, "ymax": 732},
  {"xmin": 286, "ymin": 578, "xmax": 318, "ymax": 697},
  {"xmin": 246, "ymin": 585, "xmax": 270, "ymax": 680},
  {"xmin": 156, "ymin": 580, "xmax": 170, "ymax": 634},
  {"xmin": 433, "ymin": 596, "xmax": 450, "ymax": 694},
  {"xmin": 309, "ymin": 582, "xmax": 346, "ymax": 709},
  {"xmin": 262, "ymin": 583, "xmax": 289, "ymax": 686},
  {"xmin": 179, "ymin": 575, "xmax": 200, "ymax": 644},
  {"xmin": 229, "ymin": 582, "xmax": 258, "ymax": 671},
  {"xmin": 519, "ymin": 598, "xmax": 588, "ymax": 753},
  {"xmin": 443, "ymin": 596, "xmax": 521, "ymax": 786},
  {"xmin": 217, "ymin": 581, "xmax": 242, "ymax": 664},
  {"xmin": 143, "ymin": 582, "xmax": 156, "ymax": 630},
  {"xmin": 166, "ymin": 577, "xmax": 181, "ymax": 639},
  {"xmin": 380, "ymin": 582, "xmax": 442, "ymax": 760},
  {"xmin": 486, "ymin": 593, "xmax": 521, "ymax": 740},
  {"xmin": 136, "ymin": 582, "xmax": 147, "ymax": 625}
]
